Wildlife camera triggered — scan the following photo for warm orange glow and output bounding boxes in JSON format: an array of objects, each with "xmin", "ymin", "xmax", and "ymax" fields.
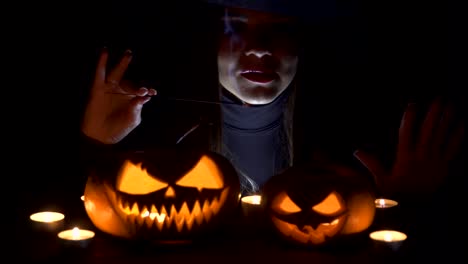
[
  {"xmin": 241, "ymin": 195, "xmax": 262, "ymax": 205},
  {"xmin": 176, "ymin": 155, "xmax": 224, "ymax": 191},
  {"xmin": 271, "ymin": 215, "xmax": 346, "ymax": 244},
  {"xmin": 312, "ymin": 191, "xmax": 344, "ymax": 215},
  {"xmin": 118, "ymin": 189, "xmax": 229, "ymax": 231},
  {"xmin": 84, "ymin": 151, "xmax": 240, "ymax": 239},
  {"xmin": 164, "ymin": 186, "xmax": 176, "ymax": 198},
  {"xmin": 370, "ymin": 230, "xmax": 407, "ymax": 242},
  {"xmin": 271, "ymin": 192, "xmax": 301, "ymax": 214},
  {"xmin": 58, "ymin": 227, "xmax": 95, "ymax": 241},
  {"xmin": 30, "ymin": 212, "xmax": 65, "ymax": 223},
  {"xmin": 117, "ymin": 161, "xmax": 168, "ymax": 194},
  {"xmin": 340, "ymin": 192, "xmax": 375, "ymax": 234}
]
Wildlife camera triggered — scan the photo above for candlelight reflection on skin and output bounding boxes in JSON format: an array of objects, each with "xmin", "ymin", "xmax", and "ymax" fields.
[
  {"xmin": 375, "ymin": 198, "xmax": 398, "ymax": 208},
  {"xmin": 30, "ymin": 212, "xmax": 65, "ymax": 223}
]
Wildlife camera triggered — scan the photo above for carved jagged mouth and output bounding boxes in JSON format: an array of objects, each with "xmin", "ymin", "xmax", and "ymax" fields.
[
  {"xmin": 271, "ymin": 215, "xmax": 346, "ymax": 244},
  {"xmin": 117, "ymin": 189, "xmax": 229, "ymax": 232}
]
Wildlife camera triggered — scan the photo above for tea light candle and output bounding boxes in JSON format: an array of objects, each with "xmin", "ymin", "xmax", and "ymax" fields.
[
  {"xmin": 375, "ymin": 198, "xmax": 398, "ymax": 208},
  {"xmin": 241, "ymin": 195, "xmax": 262, "ymax": 205},
  {"xmin": 58, "ymin": 227, "xmax": 95, "ymax": 248},
  {"xmin": 370, "ymin": 230, "xmax": 407, "ymax": 251},
  {"xmin": 240, "ymin": 195, "xmax": 263, "ymax": 220},
  {"xmin": 30, "ymin": 211, "xmax": 65, "ymax": 232}
]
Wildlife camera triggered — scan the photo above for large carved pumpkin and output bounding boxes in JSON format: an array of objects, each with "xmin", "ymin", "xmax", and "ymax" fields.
[
  {"xmin": 262, "ymin": 164, "xmax": 376, "ymax": 248},
  {"xmin": 83, "ymin": 148, "xmax": 240, "ymax": 241}
]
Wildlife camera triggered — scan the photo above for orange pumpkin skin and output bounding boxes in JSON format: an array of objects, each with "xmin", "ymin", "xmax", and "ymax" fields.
[
  {"xmin": 262, "ymin": 164, "xmax": 376, "ymax": 248},
  {"xmin": 83, "ymin": 148, "xmax": 240, "ymax": 241}
]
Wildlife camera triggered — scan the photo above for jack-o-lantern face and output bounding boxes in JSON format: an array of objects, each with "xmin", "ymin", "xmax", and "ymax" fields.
[
  {"xmin": 263, "ymin": 165, "xmax": 376, "ymax": 247},
  {"xmin": 84, "ymin": 149, "xmax": 240, "ymax": 241}
]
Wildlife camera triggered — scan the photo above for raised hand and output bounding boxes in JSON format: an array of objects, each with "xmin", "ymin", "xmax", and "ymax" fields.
[
  {"xmin": 354, "ymin": 99, "xmax": 465, "ymax": 197},
  {"xmin": 81, "ymin": 48, "xmax": 157, "ymax": 144}
]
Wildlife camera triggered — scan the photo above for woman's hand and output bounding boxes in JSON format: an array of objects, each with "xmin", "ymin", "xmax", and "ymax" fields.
[
  {"xmin": 354, "ymin": 99, "xmax": 464, "ymax": 197},
  {"xmin": 81, "ymin": 48, "xmax": 157, "ymax": 144}
]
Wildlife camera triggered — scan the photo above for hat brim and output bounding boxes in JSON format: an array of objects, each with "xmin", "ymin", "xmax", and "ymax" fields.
[{"xmin": 202, "ymin": 0, "xmax": 358, "ymax": 22}]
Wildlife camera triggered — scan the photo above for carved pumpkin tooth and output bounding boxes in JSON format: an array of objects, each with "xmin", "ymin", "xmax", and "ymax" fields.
[
  {"xmin": 210, "ymin": 188, "xmax": 229, "ymax": 215},
  {"xmin": 155, "ymin": 214, "xmax": 165, "ymax": 231},
  {"xmin": 141, "ymin": 206, "xmax": 150, "ymax": 218},
  {"xmin": 202, "ymin": 200, "xmax": 212, "ymax": 222},
  {"xmin": 174, "ymin": 213, "xmax": 185, "ymax": 232},
  {"xmin": 171, "ymin": 204, "xmax": 183, "ymax": 231},
  {"xmin": 130, "ymin": 202, "xmax": 139, "ymax": 215},
  {"xmin": 302, "ymin": 225, "xmax": 314, "ymax": 234},
  {"xmin": 122, "ymin": 200, "xmax": 129, "ymax": 212},
  {"xmin": 209, "ymin": 196, "xmax": 219, "ymax": 215},
  {"xmin": 145, "ymin": 214, "xmax": 153, "ymax": 228},
  {"xmin": 150, "ymin": 205, "xmax": 158, "ymax": 214},
  {"xmin": 136, "ymin": 214, "xmax": 145, "ymax": 227},
  {"xmin": 179, "ymin": 203, "xmax": 194, "ymax": 231},
  {"xmin": 165, "ymin": 205, "xmax": 176, "ymax": 229},
  {"xmin": 292, "ymin": 226, "xmax": 311, "ymax": 244},
  {"xmin": 192, "ymin": 201, "xmax": 203, "ymax": 226}
]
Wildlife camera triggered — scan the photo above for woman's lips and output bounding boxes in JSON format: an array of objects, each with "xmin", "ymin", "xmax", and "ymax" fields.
[{"xmin": 240, "ymin": 70, "xmax": 277, "ymax": 84}]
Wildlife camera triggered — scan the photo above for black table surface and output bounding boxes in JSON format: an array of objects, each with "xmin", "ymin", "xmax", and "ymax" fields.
[{"xmin": 15, "ymin": 186, "xmax": 466, "ymax": 264}]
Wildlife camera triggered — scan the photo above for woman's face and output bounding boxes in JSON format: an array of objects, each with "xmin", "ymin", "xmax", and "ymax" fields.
[{"xmin": 217, "ymin": 7, "xmax": 299, "ymax": 105}]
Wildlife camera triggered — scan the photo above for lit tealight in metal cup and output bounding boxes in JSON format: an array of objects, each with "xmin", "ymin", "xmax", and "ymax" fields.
[
  {"xmin": 30, "ymin": 211, "xmax": 65, "ymax": 233},
  {"xmin": 375, "ymin": 198, "xmax": 398, "ymax": 209},
  {"xmin": 373, "ymin": 198, "xmax": 401, "ymax": 230},
  {"xmin": 370, "ymin": 230, "xmax": 407, "ymax": 251},
  {"xmin": 58, "ymin": 227, "xmax": 95, "ymax": 249},
  {"xmin": 241, "ymin": 195, "xmax": 263, "ymax": 216},
  {"xmin": 240, "ymin": 194, "xmax": 267, "ymax": 233}
]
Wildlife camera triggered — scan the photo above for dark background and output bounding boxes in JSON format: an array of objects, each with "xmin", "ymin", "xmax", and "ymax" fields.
[{"xmin": 12, "ymin": 0, "xmax": 466, "ymax": 243}]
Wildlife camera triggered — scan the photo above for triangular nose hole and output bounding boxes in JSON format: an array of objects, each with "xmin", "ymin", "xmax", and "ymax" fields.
[{"xmin": 165, "ymin": 186, "xmax": 176, "ymax": 198}]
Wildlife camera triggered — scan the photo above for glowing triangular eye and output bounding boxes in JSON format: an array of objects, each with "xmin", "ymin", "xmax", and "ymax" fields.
[
  {"xmin": 271, "ymin": 192, "xmax": 301, "ymax": 215},
  {"xmin": 312, "ymin": 191, "xmax": 344, "ymax": 216},
  {"xmin": 176, "ymin": 155, "xmax": 224, "ymax": 191},
  {"xmin": 117, "ymin": 160, "xmax": 168, "ymax": 194}
]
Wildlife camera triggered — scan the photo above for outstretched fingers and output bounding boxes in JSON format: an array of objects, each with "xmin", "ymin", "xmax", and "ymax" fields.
[
  {"xmin": 353, "ymin": 150, "xmax": 387, "ymax": 187},
  {"xmin": 444, "ymin": 122, "xmax": 465, "ymax": 161},
  {"xmin": 418, "ymin": 98, "xmax": 444, "ymax": 155},
  {"xmin": 107, "ymin": 49, "xmax": 133, "ymax": 85},
  {"xmin": 93, "ymin": 47, "xmax": 109, "ymax": 89},
  {"xmin": 397, "ymin": 103, "xmax": 417, "ymax": 156}
]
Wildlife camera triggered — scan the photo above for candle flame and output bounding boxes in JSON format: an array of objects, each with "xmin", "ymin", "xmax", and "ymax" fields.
[
  {"xmin": 72, "ymin": 227, "xmax": 80, "ymax": 239},
  {"xmin": 379, "ymin": 199, "xmax": 385, "ymax": 206},
  {"xmin": 384, "ymin": 232, "xmax": 393, "ymax": 242}
]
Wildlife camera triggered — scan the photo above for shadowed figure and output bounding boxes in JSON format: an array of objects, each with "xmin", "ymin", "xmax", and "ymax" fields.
[{"xmin": 80, "ymin": 1, "xmax": 465, "ymax": 203}]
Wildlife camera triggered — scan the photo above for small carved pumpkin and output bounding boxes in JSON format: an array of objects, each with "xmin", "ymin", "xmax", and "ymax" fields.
[
  {"xmin": 83, "ymin": 148, "xmax": 240, "ymax": 241},
  {"xmin": 262, "ymin": 164, "xmax": 376, "ymax": 247}
]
